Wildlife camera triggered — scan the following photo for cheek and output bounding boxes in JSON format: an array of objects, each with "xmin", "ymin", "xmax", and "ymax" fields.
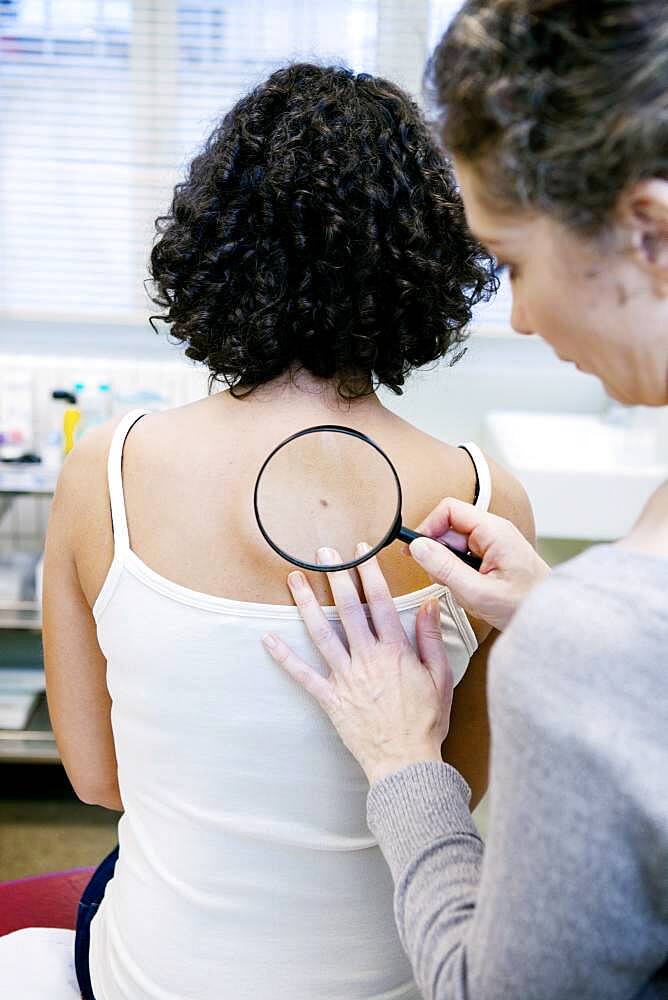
[
  {"xmin": 526, "ymin": 264, "xmax": 601, "ymax": 355},
  {"xmin": 523, "ymin": 269, "xmax": 577, "ymax": 346}
]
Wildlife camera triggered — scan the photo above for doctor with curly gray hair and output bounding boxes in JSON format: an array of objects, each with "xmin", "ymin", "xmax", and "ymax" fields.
[{"xmin": 264, "ymin": 3, "xmax": 668, "ymax": 997}]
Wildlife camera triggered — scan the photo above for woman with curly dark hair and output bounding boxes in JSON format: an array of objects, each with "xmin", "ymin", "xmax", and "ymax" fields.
[
  {"xmin": 9, "ymin": 64, "xmax": 533, "ymax": 1000},
  {"xmin": 147, "ymin": 62, "xmax": 495, "ymax": 400}
]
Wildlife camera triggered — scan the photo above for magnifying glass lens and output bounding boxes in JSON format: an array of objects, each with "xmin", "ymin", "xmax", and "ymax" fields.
[{"xmin": 255, "ymin": 429, "xmax": 400, "ymax": 570}]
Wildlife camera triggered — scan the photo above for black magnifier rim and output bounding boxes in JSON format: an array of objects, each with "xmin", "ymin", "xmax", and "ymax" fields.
[{"xmin": 253, "ymin": 424, "xmax": 403, "ymax": 573}]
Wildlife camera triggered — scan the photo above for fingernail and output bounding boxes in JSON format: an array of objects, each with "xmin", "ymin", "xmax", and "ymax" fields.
[
  {"xmin": 430, "ymin": 598, "xmax": 440, "ymax": 624},
  {"xmin": 288, "ymin": 571, "xmax": 306, "ymax": 591},
  {"xmin": 262, "ymin": 633, "xmax": 278, "ymax": 649},
  {"xmin": 317, "ymin": 547, "xmax": 337, "ymax": 564},
  {"xmin": 410, "ymin": 538, "xmax": 431, "ymax": 560},
  {"xmin": 355, "ymin": 542, "xmax": 371, "ymax": 556}
]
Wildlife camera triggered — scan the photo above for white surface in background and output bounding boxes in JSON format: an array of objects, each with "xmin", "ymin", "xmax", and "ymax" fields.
[
  {"xmin": 484, "ymin": 410, "xmax": 668, "ymax": 540},
  {"xmin": 488, "ymin": 411, "xmax": 665, "ymax": 472}
]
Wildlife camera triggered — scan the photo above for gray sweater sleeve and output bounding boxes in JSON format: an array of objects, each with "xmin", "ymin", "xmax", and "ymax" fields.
[{"xmin": 367, "ymin": 546, "xmax": 668, "ymax": 1000}]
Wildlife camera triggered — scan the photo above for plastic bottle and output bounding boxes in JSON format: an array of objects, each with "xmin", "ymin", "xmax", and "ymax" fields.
[
  {"xmin": 73, "ymin": 382, "xmax": 113, "ymax": 442},
  {"xmin": 41, "ymin": 390, "xmax": 77, "ymax": 470}
]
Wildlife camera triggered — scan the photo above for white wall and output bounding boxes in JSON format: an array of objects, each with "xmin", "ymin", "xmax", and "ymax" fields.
[{"xmin": 379, "ymin": 333, "xmax": 606, "ymax": 444}]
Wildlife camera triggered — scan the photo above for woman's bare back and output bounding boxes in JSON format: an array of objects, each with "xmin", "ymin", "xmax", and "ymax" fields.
[{"xmin": 74, "ymin": 380, "xmax": 496, "ymax": 625}]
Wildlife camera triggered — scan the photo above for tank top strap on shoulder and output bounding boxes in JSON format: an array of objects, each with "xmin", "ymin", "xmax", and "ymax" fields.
[
  {"xmin": 107, "ymin": 408, "xmax": 150, "ymax": 552},
  {"xmin": 457, "ymin": 442, "xmax": 492, "ymax": 513}
]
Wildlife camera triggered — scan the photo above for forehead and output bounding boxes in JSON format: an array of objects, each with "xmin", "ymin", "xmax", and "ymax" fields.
[{"xmin": 452, "ymin": 155, "xmax": 535, "ymax": 246}]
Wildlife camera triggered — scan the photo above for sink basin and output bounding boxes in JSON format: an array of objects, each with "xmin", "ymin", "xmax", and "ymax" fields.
[{"xmin": 483, "ymin": 411, "xmax": 668, "ymax": 540}]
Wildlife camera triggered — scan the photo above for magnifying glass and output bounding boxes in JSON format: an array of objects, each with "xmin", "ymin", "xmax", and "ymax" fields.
[{"xmin": 253, "ymin": 425, "xmax": 481, "ymax": 573}]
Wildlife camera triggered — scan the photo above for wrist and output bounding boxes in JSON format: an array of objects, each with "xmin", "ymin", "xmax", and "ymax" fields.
[
  {"xmin": 366, "ymin": 748, "xmax": 443, "ymax": 787},
  {"xmin": 497, "ymin": 556, "xmax": 551, "ymax": 631}
]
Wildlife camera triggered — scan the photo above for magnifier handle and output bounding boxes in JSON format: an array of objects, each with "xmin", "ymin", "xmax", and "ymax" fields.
[{"xmin": 398, "ymin": 527, "xmax": 482, "ymax": 572}]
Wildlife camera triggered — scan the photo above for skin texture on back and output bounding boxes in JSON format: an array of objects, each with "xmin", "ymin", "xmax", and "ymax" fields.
[{"xmin": 43, "ymin": 375, "xmax": 534, "ymax": 812}]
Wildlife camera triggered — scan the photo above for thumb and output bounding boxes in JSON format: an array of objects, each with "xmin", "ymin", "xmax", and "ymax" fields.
[{"xmin": 410, "ymin": 536, "xmax": 484, "ymax": 611}]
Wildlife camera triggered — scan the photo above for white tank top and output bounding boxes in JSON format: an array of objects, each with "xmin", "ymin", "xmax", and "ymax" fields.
[{"xmin": 88, "ymin": 409, "xmax": 492, "ymax": 1000}]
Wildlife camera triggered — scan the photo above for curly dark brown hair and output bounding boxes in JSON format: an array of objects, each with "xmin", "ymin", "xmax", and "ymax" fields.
[
  {"xmin": 429, "ymin": 0, "xmax": 668, "ymax": 233},
  {"xmin": 148, "ymin": 63, "xmax": 497, "ymax": 398}
]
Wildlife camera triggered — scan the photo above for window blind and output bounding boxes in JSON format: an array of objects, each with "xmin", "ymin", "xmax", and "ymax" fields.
[{"xmin": 0, "ymin": 0, "xmax": 510, "ymax": 332}]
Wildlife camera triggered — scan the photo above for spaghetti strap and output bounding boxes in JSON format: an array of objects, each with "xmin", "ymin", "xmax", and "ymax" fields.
[
  {"xmin": 458, "ymin": 442, "xmax": 492, "ymax": 513},
  {"xmin": 107, "ymin": 409, "xmax": 150, "ymax": 552}
]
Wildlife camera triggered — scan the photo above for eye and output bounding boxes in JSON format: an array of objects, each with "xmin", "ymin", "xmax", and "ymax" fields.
[{"xmin": 494, "ymin": 260, "xmax": 518, "ymax": 281}]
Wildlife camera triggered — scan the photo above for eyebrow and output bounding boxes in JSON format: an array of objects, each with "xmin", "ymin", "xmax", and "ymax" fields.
[{"xmin": 473, "ymin": 232, "xmax": 502, "ymax": 249}]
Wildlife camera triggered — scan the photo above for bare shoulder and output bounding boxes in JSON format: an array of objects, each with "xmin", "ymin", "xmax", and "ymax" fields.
[
  {"xmin": 380, "ymin": 421, "xmax": 536, "ymax": 632},
  {"xmin": 51, "ymin": 415, "xmax": 136, "ymax": 606},
  {"xmin": 392, "ymin": 416, "xmax": 536, "ymax": 544},
  {"xmin": 53, "ymin": 406, "xmax": 187, "ymax": 598},
  {"xmin": 54, "ymin": 415, "xmax": 125, "ymax": 520},
  {"xmin": 466, "ymin": 451, "xmax": 536, "ymax": 642},
  {"xmin": 484, "ymin": 452, "xmax": 537, "ymax": 546},
  {"xmin": 57, "ymin": 404, "xmax": 186, "ymax": 500}
]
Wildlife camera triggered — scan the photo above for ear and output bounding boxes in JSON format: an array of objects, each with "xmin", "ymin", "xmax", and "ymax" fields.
[{"xmin": 617, "ymin": 179, "xmax": 668, "ymax": 294}]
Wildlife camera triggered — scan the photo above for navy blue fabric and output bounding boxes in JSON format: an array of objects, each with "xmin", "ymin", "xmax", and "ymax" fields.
[{"xmin": 74, "ymin": 845, "xmax": 119, "ymax": 1000}]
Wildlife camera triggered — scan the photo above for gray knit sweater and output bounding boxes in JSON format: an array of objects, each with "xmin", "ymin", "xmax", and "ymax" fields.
[{"xmin": 367, "ymin": 545, "xmax": 668, "ymax": 1000}]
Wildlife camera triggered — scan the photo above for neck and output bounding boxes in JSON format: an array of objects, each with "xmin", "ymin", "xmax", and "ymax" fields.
[{"xmin": 228, "ymin": 368, "xmax": 386, "ymax": 418}]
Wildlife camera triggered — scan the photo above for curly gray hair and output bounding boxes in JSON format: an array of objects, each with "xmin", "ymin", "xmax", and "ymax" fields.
[{"xmin": 429, "ymin": 0, "xmax": 668, "ymax": 233}]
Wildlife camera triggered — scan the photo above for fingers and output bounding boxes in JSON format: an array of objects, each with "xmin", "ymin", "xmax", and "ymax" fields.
[
  {"xmin": 409, "ymin": 536, "xmax": 488, "ymax": 611},
  {"xmin": 414, "ymin": 498, "xmax": 526, "ymax": 574},
  {"xmin": 354, "ymin": 543, "xmax": 406, "ymax": 645},
  {"xmin": 286, "ymin": 570, "xmax": 350, "ymax": 672},
  {"xmin": 415, "ymin": 497, "xmax": 500, "ymax": 552},
  {"xmin": 415, "ymin": 598, "xmax": 454, "ymax": 703},
  {"xmin": 314, "ymin": 547, "xmax": 375, "ymax": 653},
  {"xmin": 413, "ymin": 496, "xmax": 459, "ymax": 540},
  {"xmin": 262, "ymin": 632, "xmax": 335, "ymax": 710},
  {"xmin": 415, "ymin": 597, "xmax": 452, "ymax": 679}
]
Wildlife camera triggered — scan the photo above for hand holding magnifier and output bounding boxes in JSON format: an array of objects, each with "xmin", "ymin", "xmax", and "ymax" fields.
[{"xmin": 254, "ymin": 425, "xmax": 482, "ymax": 573}]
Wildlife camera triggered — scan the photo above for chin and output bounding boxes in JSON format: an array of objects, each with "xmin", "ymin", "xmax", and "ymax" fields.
[
  {"xmin": 602, "ymin": 377, "xmax": 667, "ymax": 406},
  {"xmin": 600, "ymin": 381, "xmax": 627, "ymax": 403},
  {"xmin": 600, "ymin": 380, "xmax": 645, "ymax": 406}
]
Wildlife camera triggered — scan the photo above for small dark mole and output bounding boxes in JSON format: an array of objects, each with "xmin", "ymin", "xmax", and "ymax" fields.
[
  {"xmin": 614, "ymin": 280, "xmax": 629, "ymax": 307},
  {"xmin": 319, "ymin": 498, "xmax": 329, "ymax": 508}
]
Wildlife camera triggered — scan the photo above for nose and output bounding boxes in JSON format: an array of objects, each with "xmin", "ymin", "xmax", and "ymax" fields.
[{"xmin": 510, "ymin": 293, "xmax": 533, "ymax": 336}]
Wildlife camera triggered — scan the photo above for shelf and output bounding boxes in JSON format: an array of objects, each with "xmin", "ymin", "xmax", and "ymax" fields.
[
  {"xmin": 0, "ymin": 692, "xmax": 59, "ymax": 764},
  {"xmin": 0, "ymin": 466, "xmax": 58, "ymax": 495},
  {"xmin": 0, "ymin": 464, "xmax": 55, "ymax": 540},
  {"xmin": 0, "ymin": 468, "xmax": 50, "ymax": 629},
  {"xmin": 0, "ymin": 601, "xmax": 42, "ymax": 631}
]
